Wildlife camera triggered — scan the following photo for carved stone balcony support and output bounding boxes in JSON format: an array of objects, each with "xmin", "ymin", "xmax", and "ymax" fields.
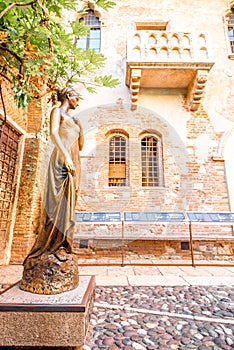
[
  {"xmin": 187, "ymin": 70, "xmax": 209, "ymax": 111},
  {"xmin": 126, "ymin": 30, "xmax": 214, "ymax": 110},
  {"xmin": 130, "ymin": 69, "xmax": 141, "ymax": 110}
]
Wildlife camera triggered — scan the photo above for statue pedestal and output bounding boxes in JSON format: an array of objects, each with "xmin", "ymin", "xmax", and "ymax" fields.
[{"xmin": 0, "ymin": 275, "xmax": 95, "ymax": 349}]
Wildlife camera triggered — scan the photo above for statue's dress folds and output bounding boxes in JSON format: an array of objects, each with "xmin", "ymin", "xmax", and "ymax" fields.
[{"xmin": 24, "ymin": 116, "xmax": 81, "ymax": 264}]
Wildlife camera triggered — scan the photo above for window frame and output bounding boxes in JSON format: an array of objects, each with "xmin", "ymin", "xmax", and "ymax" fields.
[
  {"xmin": 224, "ymin": 5, "xmax": 234, "ymax": 59},
  {"xmin": 108, "ymin": 133, "xmax": 129, "ymax": 187},
  {"xmin": 228, "ymin": 8, "xmax": 234, "ymax": 54},
  {"xmin": 76, "ymin": 10, "xmax": 101, "ymax": 53},
  {"xmin": 140, "ymin": 133, "xmax": 164, "ymax": 188}
]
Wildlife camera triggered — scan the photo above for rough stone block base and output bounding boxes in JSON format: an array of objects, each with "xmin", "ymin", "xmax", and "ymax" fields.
[{"xmin": 0, "ymin": 275, "xmax": 95, "ymax": 348}]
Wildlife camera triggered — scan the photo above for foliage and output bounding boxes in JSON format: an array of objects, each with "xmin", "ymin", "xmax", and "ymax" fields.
[{"xmin": 0, "ymin": 0, "xmax": 118, "ymax": 109}]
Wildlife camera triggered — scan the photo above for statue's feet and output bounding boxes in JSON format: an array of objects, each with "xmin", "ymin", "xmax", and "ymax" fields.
[{"xmin": 54, "ymin": 247, "xmax": 69, "ymax": 262}]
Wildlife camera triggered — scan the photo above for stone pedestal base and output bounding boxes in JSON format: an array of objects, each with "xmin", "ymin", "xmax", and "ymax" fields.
[
  {"xmin": 20, "ymin": 250, "xmax": 79, "ymax": 294},
  {"xmin": 0, "ymin": 275, "xmax": 95, "ymax": 348}
]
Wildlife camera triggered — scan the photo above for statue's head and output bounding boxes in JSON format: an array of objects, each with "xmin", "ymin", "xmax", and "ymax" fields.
[{"xmin": 52, "ymin": 87, "xmax": 79, "ymax": 108}]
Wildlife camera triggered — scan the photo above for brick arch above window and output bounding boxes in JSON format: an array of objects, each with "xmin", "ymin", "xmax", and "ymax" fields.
[
  {"xmin": 138, "ymin": 129, "xmax": 162, "ymax": 139},
  {"xmin": 105, "ymin": 129, "xmax": 129, "ymax": 139}
]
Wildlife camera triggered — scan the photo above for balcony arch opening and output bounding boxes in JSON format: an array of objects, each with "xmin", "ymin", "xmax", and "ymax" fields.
[
  {"xmin": 181, "ymin": 35, "xmax": 190, "ymax": 47},
  {"xmin": 159, "ymin": 33, "xmax": 168, "ymax": 46},
  {"xmin": 170, "ymin": 34, "xmax": 179, "ymax": 46},
  {"xmin": 133, "ymin": 33, "xmax": 141, "ymax": 45},
  {"xmin": 159, "ymin": 46, "xmax": 168, "ymax": 58},
  {"xmin": 182, "ymin": 48, "xmax": 191, "ymax": 58},
  {"xmin": 199, "ymin": 47, "xmax": 208, "ymax": 59},
  {"xmin": 198, "ymin": 34, "xmax": 206, "ymax": 46},
  {"xmin": 148, "ymin": 34, "xmax": 157, "ymax": 45},
  {"xmin": 147, "ymin": 47, "xmax": 157, "ymax": 59},
  {"xmin": 132, "ymin": 46, "xmax": 141, "ymax": 58},
  {"xmin": 171, "ymin": 47, "xmax": 180, "ymax": 59}
]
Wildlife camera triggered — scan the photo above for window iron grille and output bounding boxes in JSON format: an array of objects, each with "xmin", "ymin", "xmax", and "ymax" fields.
[
  {"xmin": 228, "ymin": 9, "xmax": 234, "ymax": 53},
  {"xmin": 141, "ymin": 136, "xmax": 161, "ymax": 187},
  {"xmin": 109, "ymin": 136, "xmax": 126, "ymax": 186}
]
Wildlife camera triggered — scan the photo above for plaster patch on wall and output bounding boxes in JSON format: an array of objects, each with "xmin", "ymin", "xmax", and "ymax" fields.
[{"xmin": 195, "ymin": 134, "xmax": 211, "ymax": 163}]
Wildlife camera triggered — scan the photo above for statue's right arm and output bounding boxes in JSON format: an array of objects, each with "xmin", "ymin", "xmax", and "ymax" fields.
[{"xmin": 50, "ymin": 107, "xmax": 75, "ymax": 173}]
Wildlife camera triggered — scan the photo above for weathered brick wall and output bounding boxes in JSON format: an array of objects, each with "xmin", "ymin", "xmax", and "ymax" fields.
[
  {"xmin": 2, "ymin": 0, "xmax": 234, "ymax": 263},
  {"xmin": 74, "ymin": 239, "xmax": 234, "ymax": 262},
  {"xmin": 10, "ymin": 137, "xmax": 42, "ymax": 263},
  {"xmin": 0, "ymin": 81, "xmax": 28, "ymax": 264},
  {"xmin": 0, "ymin": 77, "xmax": 51, "ymax": 263},
  {"xmin": 10, "ymin": 98, "xmax": 49, "ymax": 263},
  {"xmin": 72, "ymin": 0, "xmax": 234, "ymax": 259},
  {"xmin": 186, "ymin": 108, "xmax": 229, "ymax": 211},
  {"xmin": 74, "ymin": 100, "xmax": 230, "ymax": 240}
]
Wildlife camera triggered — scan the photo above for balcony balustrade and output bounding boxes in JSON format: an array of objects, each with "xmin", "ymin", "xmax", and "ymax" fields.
[{"xmin": 126, "ymin": 30, "xmax": 215, "ymax": 110}]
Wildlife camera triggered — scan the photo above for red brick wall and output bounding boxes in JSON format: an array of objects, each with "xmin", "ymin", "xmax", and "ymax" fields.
[
  {"xmin": 10, "ymin": 98, "xmax": 47, "ymax": 263},
  {"xmin": 186, "ymin": 108, "xmax": 229, "ymax": 211}
]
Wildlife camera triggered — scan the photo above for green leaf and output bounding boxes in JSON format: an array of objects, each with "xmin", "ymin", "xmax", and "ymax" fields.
[
  {"xmin": 86, "ymin": 86, "xmax": 97, "ymax": 93},
  {"xmin": 0, "ymin": 0, "xmax": 117, "ymax": 109},
  {"xmin": 95, "ymin": 0, "xmax": 116, "ymax": 9},
  {"xmin": 71, "ymin": 19, "xmax": 90, "ymax": 37},
  {"xmin": 95, "ymin": 75, "xmax": 120, "ymax": 87}
]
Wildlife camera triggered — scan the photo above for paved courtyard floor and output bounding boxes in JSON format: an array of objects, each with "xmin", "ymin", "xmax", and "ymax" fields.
[{"xmin": 0, "ymin": 261, "xmax": 234, "ymax": 349}]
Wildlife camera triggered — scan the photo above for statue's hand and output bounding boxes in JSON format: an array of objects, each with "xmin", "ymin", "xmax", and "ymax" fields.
[{"xmin": 64, "ymin": 155, "xmax": 75, "ymax": 175}]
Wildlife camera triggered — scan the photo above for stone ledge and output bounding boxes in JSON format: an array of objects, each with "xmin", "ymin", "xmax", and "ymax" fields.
[{"xmin": 0, "ymin": 275, "xmax": 95, "ymax": 348}]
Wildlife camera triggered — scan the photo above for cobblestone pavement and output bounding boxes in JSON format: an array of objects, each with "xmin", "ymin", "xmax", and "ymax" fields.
[{"xmin": 84, "ymin": 286, "xmax": 234, "ymax": 350}]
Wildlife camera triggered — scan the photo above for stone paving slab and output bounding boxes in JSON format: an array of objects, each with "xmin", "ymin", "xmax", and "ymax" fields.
[
  {"xmin": 183, "ymin": 276, "xmax": 234, "ymax": 286},
  {"xmin": 133, "ymin": 266, "xmax": 162, "ymax": 275},
  {"xmin": 96, "ymin": 275, "xmax": 129, "ymax": 286},
  {"xmin": 0, "ymin": 265, "xmax": 23, "ymax": 284},
  {"xmin": 157, "ymin": 266, "xmax": 185, "ymax": 276},
  {"xmin": 225, "ymin": 266, "xmax": 234, "ymax": 272},
  {"xmin": 196, "ymin": 266, "xmax": 234, "ymax": 276},
  {"xmin": 128, "ymin": 275, "xmax": 189, "ymax": 286},
  {"xmin": 107, "ymin": 266, "xmax": 135, "ymax": 276},
  {"xmin": 176, "ymin": 266, "xmax": 214, "ymax": 276},
  {"xmin": 79, "ymin": 266, "xmax": 108, "ymax": 276}
]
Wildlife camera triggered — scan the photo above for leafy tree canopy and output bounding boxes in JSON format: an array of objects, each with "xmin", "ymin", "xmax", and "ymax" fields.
[{"xmin": 0, "ymin": 0, "xmax": 118, "ymax": 109}]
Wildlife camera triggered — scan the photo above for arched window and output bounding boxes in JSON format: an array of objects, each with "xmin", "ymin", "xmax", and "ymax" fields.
[
  {"xmin": 109, "ymin": 135, "xmax": 127, "ymax": 186},
  {"xmin": 141, "ymin": 135, "xmax": 163, "ymax": 187},
  {"xmin": 76, "ymin": 10, "xmax": 101, "ymax": 52},
  {"xmin": 228, "ymin": 8, "xmax": 234, "ymax": 53}
]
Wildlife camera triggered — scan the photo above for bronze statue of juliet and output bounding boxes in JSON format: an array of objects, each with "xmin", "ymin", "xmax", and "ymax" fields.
[{"xmin": 20, "ymin": 87, "xmax": 83, "ymax": 294}]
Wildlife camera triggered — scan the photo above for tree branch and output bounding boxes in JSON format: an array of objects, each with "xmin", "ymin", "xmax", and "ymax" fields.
[
  {"xmin": 0, "ymin": 0, "xmax": 38, "ymax": 19},
  {"xmin": 0, "ymin": 72, "xmax": 12, "ymax": 84},
  {"xmin": 0, "ymin": 45, "xmax": 23, "ymax": 63}
]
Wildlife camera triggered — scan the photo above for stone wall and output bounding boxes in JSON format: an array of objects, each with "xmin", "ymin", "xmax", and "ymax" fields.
[
  {"xmin": 74, "ymin": 239, "xmax": 234, "ymax": 262},
  {"xmin": 72, "ymin": 0, "xmax": 234, "ymax": 261},
  {"xmin": 1, "ymin": 0, "xmax": 234, "ymax": 263}
]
